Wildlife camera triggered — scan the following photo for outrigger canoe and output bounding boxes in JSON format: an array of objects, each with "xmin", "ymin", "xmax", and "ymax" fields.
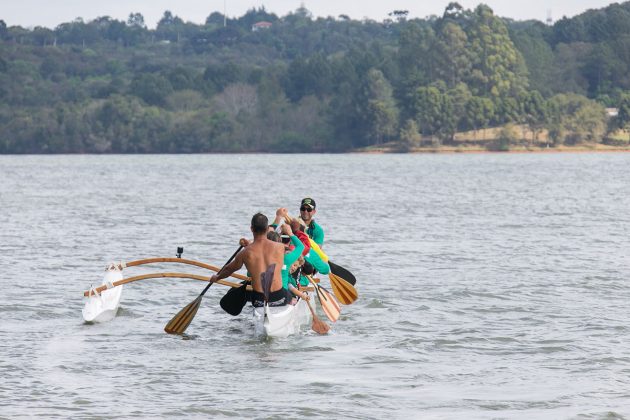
[
  {"xmin": 82, "ymin": 257, "xmax": 315, "ymax": 338},
  {"xmin": 82, "ymin": 265, "xmax": 124, "ymax": 323},
  {"xmin": 253, "ymin": 298, "xmax": 311, "ymax": 338}
]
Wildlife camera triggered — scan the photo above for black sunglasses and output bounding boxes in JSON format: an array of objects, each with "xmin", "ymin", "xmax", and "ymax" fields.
[{"xmin": 300, "ymin": 207, "xmax": 314, "ymax": 212}]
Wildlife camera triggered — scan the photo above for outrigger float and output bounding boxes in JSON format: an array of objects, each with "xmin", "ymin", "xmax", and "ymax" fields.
[{"xmin": 82, "ymin": 250, "xmax": 357, "ymax": 338}]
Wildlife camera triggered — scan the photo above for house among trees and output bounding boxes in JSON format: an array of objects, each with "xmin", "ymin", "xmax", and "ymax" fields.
[{"xmin": 252, "ymin": 21, "xmax": 272, "ymax": 32}]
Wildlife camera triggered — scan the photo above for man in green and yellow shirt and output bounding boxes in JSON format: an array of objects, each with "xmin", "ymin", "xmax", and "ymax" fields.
[{"xmin": 299, "ymin": 197, "xmax": 324, "ymax": 247}]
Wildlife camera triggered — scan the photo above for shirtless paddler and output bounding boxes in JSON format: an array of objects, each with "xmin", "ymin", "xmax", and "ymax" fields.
[{"xmin": 209, "ymin": 213, "xmax": 287, "ymax": 307}]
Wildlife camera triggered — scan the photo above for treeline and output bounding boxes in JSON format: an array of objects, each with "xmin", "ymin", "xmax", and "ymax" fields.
[{"xmin": 1, "ymin": 2, "xmax": 630, "ymax": 153}]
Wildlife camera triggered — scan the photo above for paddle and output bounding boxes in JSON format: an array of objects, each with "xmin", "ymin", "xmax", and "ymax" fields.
[
  {"xmin": 283, "ymin": 215, "xmax": 357, "ymax": 285},
  {"xmin": 219, "ymin": 281, "xmax": 248, "ymax": 316},
  {"xmin": 307, "ymin": 275, "xmax": 340, "ymax": 322},
  {"xmin": 305, "ymin": 297, "xmax": 330, "ymax": 334},
  {"xmin": 328, "ymin": 261, "xmax": 356, "ymax": 286},
  {"xmin": 164, "ymin": 246, "xmax": 243, "ymax": 335},
  {"xmin": 307, "ymin": 238, "xmax": 357, "ymax": 286},
  {"xmin": 328, "ymin": 272, "xmax": 358, "ymax": 305},
  {"xmin": 291, "ymin": 266, "xmax": 328, "ymax": 334}
]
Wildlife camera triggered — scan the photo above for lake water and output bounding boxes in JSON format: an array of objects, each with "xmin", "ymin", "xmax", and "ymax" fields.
[{"xmin": 1, "ymin": 153, "xmax": 629, "ymax": 419}]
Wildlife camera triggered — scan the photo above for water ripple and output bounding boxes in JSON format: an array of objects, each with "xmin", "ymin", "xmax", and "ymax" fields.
[{"xmin": 1, "ymin": 154, "xmax": 630, "ymax": 419}]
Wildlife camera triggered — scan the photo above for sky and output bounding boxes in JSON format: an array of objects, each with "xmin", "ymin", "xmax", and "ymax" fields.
[{"xmin": 1, "ymin": 0, "xmax": 620, "ymax": 29}]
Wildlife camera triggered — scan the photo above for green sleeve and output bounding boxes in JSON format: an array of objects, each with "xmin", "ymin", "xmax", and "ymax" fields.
[
  {"xmin": 312, "ymin": 222, "xmax": 324, "ymax": 247},
  {"xmin": 299, "ymin": 274, "xmax": 311, "ymax": 287},
  {"xmin": 304, "ymin": 248, "xmax": 330, "ymax": 275},
  {"xmin": 284, "ymin": 235, "xmax": 304, "ymax": 267}
]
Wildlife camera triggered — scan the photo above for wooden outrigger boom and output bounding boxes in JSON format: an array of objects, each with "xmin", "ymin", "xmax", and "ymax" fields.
[
  {"xmin": 83, "ymin": 272, "xmax": 246, "ymax": 297},
  {"xmin": 108, "ymin": 257, "xmax": 251, "ymax": 282},
  {"xmin": 83, "ymin": 272, "xmax": 314, "ymax": 297}
]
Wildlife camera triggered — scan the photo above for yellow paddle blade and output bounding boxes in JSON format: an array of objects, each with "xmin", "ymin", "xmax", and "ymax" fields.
[
  {"xmin": 329, "ymin": 272, "xmax": 358, "ymax": 305},
  {"xmin": 164, "ymin": 296, "xmax": 202, "ymax": 334},
  {"xmin": 308, "ymin": 239, "xmax": 329, "ymax": 262}
]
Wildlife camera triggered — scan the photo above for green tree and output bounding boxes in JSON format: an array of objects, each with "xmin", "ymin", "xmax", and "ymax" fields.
[
  {"xmin": 546, "ymin": 93, "xmax": 607, "ymax": 144},
  {"xmin": 550, "ymin": 43, "xmax": 590, "ymax": 95},
  {"xmin": 398, "ymin": 119, "xmax": 422, "ymax": 151},
  {"xmin": 166, "ymin": 66, "xmax": 198, "ymax": 91},
  {"xmin": 285, "ymin": 53, "xmax": 332, "ymax": 102},
  {"xmin": 127, "ymin": 13, "xmax": 146, "ymax": 28},
  {"xmin": 410, "ymin": 86, "xmax": 441, "ymax": 136},
  {"xmin": 582, "ymin": 42, "xmax": 626, "ymax": 96},
  {"xmin": 511, "ymin": 23, "xmax": 555, "ymax": 95},
  {"xmin": 448, "ymin": 82, "xmax": 472, "ymax": 131},
  {"xmin": 129, "ymin": 74, "xmax": 173, "ymax": 106},
  {"xmin": 495, "ymin": 123, "xmax": 519, "ymax": 151},
  {"xmin": 32, "ymin": 26, "xmax": 55, "ymax": 46},
  {"xmin": 203, "ymin": 63, "xmax": 243, "ymax": 95},
  {"xmin": 156, "ymin": 10, "xmax": 185, "ymax": 42},
  {"xmin": 361, "ymin": 68, "xmax": 399, "ymax": 145},
  {"xmin": 397, "ymin": 22, "xmax": 434, "ymax": 92},
  {"xmin": 55, "ymin": 18, "xmax": 99, "ymax": 45},
  {"xmin": 0, "ymin": 20, "xmax": 7, "ymax": 40},
  {"xmin": 520, "ymin": 90, "xmax": 548, "ymax": 141},
  {"xmin": 466, "ymin": 5, "xmax": 528, "ymax": 98},
  {"xmin": 464, "ymin": 96, "xmax": 495, "ymax": 138},
  {"xmin": 614, "ymin": 93, "xmax": 630, "ymax": 130},
  {"xmin": 205, "ymin": 12, "xmax": 225, "ymax": 27},
  {"xmin": 434, "ymin": 21, "xmax": 471, "ymax": 88},
  {"xmin": 39, "ymin": 55, "xmax": 64, "ymax": 80}
]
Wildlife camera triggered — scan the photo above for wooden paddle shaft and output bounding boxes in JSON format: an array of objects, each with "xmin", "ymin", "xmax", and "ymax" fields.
[
  {"xmin": 307, "ymin": 275, "xmax": 340, "ymax": 322},
  {"xmin": 305, "ymin": 295, "xmax": 330, "ymax": 334}
]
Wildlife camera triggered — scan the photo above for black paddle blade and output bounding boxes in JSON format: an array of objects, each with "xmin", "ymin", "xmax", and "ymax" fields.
[
  {"xmin": 260, "ymin": 263, "xmax": 275, "ymax": 302},
  {"xmin": 220, "ymin": 282, "xmax": 248, "ymax": 316},
  {"xmin": 329, "ymin": 261, "xmax": 356, "ymax": 285},
  {"xmin": 164, "ymin": 295, "xmax": 202, "ymax": 334}
]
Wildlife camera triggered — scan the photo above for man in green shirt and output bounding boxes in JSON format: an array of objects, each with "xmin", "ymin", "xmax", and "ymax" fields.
[{"xmin": 299, "ymin": 197, "xmax": 324, "ymax": 247}]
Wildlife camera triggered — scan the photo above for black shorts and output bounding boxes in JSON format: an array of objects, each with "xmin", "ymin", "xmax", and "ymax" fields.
[{"xmin": 251, "ymin": 288, "xmax": 287, "ymax": 308}]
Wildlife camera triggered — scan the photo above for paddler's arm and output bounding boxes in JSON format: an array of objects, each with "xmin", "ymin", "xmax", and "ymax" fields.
[
  {"xmin": 210, "ymin": 249, "xmax": 245, "ymax": 283},
  {"xmin": 281, "ymin": 224, "xmax": 304, "ymax": 264},
  {"xmin": 271, "ymin": 207, "xmax": 288, "ymax": 230},
  {"xmin": 288, "ymin": 284, "xmax": 310, "ymax": 301},
  {"xmin": 305, "ymin": 248, "xmax": 330, "ymax": 275}
]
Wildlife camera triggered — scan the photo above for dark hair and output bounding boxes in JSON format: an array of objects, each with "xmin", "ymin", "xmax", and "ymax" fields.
[
  {"xmin": 267, "ymin": 231, "xmax": 281, "ymax": 242},
  {"xmin": 251, "ymin": 213, "xmax": 268, "ymax": 234},
  {"xmin": 302, "ymin": 261, "xmax": 315, "ymax": 275}
]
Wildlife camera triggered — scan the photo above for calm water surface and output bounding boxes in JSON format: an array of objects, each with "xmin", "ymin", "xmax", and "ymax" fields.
[{"xmin": 1, "ymin": 153, "xmax": 629, "ymax": 419}]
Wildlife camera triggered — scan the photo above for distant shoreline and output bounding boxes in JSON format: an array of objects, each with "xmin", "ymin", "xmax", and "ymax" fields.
[
  {"xmin": 353, "ymin": 143, "xmax": 630, "ymax": 154},
  {"xmin": 2, "ymin": 144, "xmax": 630, "ymax": 155}
]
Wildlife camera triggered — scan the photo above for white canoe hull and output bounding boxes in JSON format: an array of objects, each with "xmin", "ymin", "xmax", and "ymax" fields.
[
  {"xmin": 253, "ymin": 298, "xmax": 311, "ymax": 338},
  {"xmin": 82, "ymin": 270, "xmax": 123, "ymax": 323}
]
